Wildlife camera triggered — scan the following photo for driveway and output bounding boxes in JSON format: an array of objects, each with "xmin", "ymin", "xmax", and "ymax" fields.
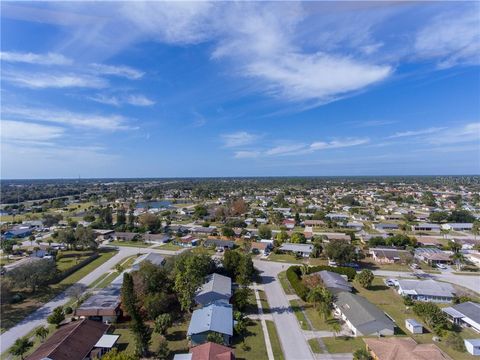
[
  {"xmin": 1, "ymin": 246, "xmax": 184, "ymax": 352},
  {"xmin": 255, "ymin": 260, "xmax": 314, "ymax": 360}
]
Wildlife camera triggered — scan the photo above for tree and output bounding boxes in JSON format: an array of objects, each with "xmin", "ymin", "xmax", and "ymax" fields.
[
  {"xmin": 472, "ymin": 221, "xmax": 480, "ymax": 241},
  {"xmin": 429, "ymin": 211, "xmax": 449, "ymax": 223},
  {"xmin": 232, "ymin": 287, "xmax": 252, "ymax": 312},
  {"xmin": 325, "ymin": 239, "xmax": 356, "ymax": 264},
  {"xmin": 10, "ymin": 337, "xmax": 33, "ymax": 360},
  {"xmin": 356, "ymin": 270, "xmax": 374, "ymax": 289},
  {"xmin": 47, "ymin": 306, "xmax": 65, "ymax": 327},
  {"xmin": 231, "ymin": 198, "xmax": 247, "ymax": 215},
  {"xmin": 35, "ymin": 326, "xmax": 49, "ymax": 342},
  {"xmin": 117, "ymin": 209, "xmax": 127, "ymax": 226},
  {"xmin": 275, "ymin": 230, "xmax": 289, "ymax": 243},
  {"xmin": 330, "ymin": 320, "xmax": 342, "ymax": 338},
  {"xmin": 29, "ymin": 235, "xmax": 35, "ymax": 245},
  {"xmin": 448, "ymin": 210, "xmax": 475, "ymax": 223},
  {"xmin": 445, "ymin": 331, "xmax": 466, "ymax": 352},
  {"xmin": 139, "ymin": 213, "xmax": 161, "ymax": 232},
  {"xmin": 8, "ymin": 259, "xmax": 56, "ymax": 293},
  {"xmin": 258, "ymin": 225, "xmax": 272, "ymax": 239},
  {"xmin": 222, "ymin": 227, "xmax": 235, "ymax": 239},
  {"xmin": 194, "ymin": 205, "xmax": 208, "ymax": 219},
  {"xmin": 353, "ymin": 348, "xmax": 372, "ymax": 360},
  {"xmin": 223, "ymin": 250, "xmax": 242, "ymax": 278},
  {"xmin": 290, "ymin": 232, "xmax": 306, "ymax": 244},
  {"xmin": 66, "ymin": 283, "xmax": 88, "ymax": 304},
  {"xmin": 156, "ymin": 337, "xmax": 170, "ymax": 360},
  {"xmin": 75, "ymin": 225, "xmax": 97, "ymax": 249},
  {"xmin": 101, "ymin": 349, "xmax": 137, "ymax": 360},
  {"xmin": 154, "ymin": 314, "xmax": 172, "ymax": 335},
  {"xmin": 236, "ymin": 255, "xmax": 255, "ymax": 286},
  {"xmin": 306, "ymin": 286, "xmax": 323, "ymax": 309},
  {"xmin": 207, "ymin": 331, "xmax": 225, "ymax": 345}
]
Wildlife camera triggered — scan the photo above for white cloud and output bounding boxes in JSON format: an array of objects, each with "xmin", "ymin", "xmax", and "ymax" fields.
[
  {"xmin": 126, "ymin": 94, "xmax": 155, "ymax": 106},
  {"xmin": 415, "ymin": 10, "xmax": 480, "ymax": 68},
  {"xmin": 425, "ymin": 123, "xmax": 480, "ymax": 145},
  {"xmin": 388, "ymin": 127, "xmax": 445, "ymax": 139},
  {"xmin": 3, "ymin": 70, "xmax": 107, "ymax": 89},
  {"xmin": 2, "ymin": 106, "xmax": 133, "ymax": 131},
  {"xmin": 0, "ymin": 51, "xmax": 72, "ymax": 65},
  {"xmin": 88, "ymin": 94, "xmax": 121, "ymax": 106},
  {"xmin": 234, "ymin": 151, "xmax": 261, "ymax": 159},
  {"xmin": 90, "ymin": 63, "xmax": 144, "ymax": 80},
  {"xmin": 221, "ymin": 131, "xmax": 259, "ymax": 148},
  {"xmin": 266, "ymin": 144, "xmax": 306, "ymax": 156},
  {"xmin": 310, "ymin": 138, "xmax": 370, "ymax": 150},
  {"xmin": 1, "ymin": 120, "xmax": 64, "ymax": 144}
]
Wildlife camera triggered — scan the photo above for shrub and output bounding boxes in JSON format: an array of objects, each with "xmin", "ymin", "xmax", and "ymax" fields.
[
  {"xmin": 64, "ymin": 306, "xmax": 73, "ymax": 314},
  {"xmin": 444, "ymin": 331, "xmax": 466, "ymax": 352},
  {"xmin": 286, "ymin": 266, "xmax": 308, "ymax": 300},
  {"xmin": 10, "ymin": 293, "xmax": 25, "ymax": 304}
]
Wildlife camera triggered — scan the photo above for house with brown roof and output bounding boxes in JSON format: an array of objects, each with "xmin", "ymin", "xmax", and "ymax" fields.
[
  {"xmin": 173, "ymin": 342, "xmax": 235, "ymax": 360},
  {"xmin": 364, "ymin": 337, "xmax": 452, "ymax": 360},
  {"xmin": 26, "ymin": 319, "xmax": 115, "ymax": 360},
  {"xmin": 369, "ymin": 247, "xmax": 409, "ymax": 264}
]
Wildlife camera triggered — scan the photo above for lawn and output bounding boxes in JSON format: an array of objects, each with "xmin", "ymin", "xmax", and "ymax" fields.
[
  {"xmin": 232, "ymin": 320, "xmax": 268, "ymax": 360},
  {"xmin": 112, "ymin": 328, "xmax": 136, "ymax": 354},
  {"xmin": 245, "ymin": 289, "xmax": 259, "ymax": 315},
  {"xmin": 266, "ymin": 320, "xmax": 284, "ymax": 360},
  {"xmin": 278, "ymin": 271, "xmax": 295, "ymax": 295},
  {"xmin": 323, "ymin": 336, "xmax": 365, "ymax": 353},
  {"xmin": 258, "ymin": 290, "xmax": 270, "ymax": 314},
  {"xmin": 303, "ymin": 303, "xmax": 333, "ymax": 331},
  {"xmin": 163, "ymin": 318, "xmax": 190, "ymax": 357},
  {"xmin": 0, "ymin": 249, "xmax": 117, "ymax": 332},
  {"xmin": 308, "ymin": 338, "xmax": 323, "ymax": 353},
  {"xmin": 265, "ymin": 253, "xmax": 303, "ymax": 264},
  {"xmin": 289, "ymin": 300, "xmax": 309, "ymax": 330},
  {"xmin": 109, "ymin": 240, "xmax": 151, "ymax": 248},
  {"xmin": 154, "ymin": 243, "xmax": 182, "ymax": 251},
  {"xmin": 56, "ymin": 250, "xmax": 94, "ymax": 272}
]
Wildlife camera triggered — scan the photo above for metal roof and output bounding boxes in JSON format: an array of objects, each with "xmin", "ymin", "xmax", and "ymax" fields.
[
  {"xmin": 187, "ymin": 302, "xmax": 233, "ymax": 337},
  {"xmin": 196, "ymin": 273, "xmax": 232, "ymax": 299},
  {"xmin": 445, "ymin": 301, "xmax": 480, "ymax": 324},
  {"xmin": 315, "ymin": 270, "xmax": 352, "ymax": 293},
  {"xmin": 397, "ymin": 279, "xmax": 455, "ymax": 298}
]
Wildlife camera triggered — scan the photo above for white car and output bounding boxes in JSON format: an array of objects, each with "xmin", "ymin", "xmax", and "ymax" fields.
[
  {"xmin": 328, "ymin": 260, "xmax": 337, "ymax": 267},
  {"xmin": 436, "ymin": 263, "xmax": 447, "ymax": 270},
  {"xmin": 384, "ymin": 279, "xmax": 396, "ymax": 287}
]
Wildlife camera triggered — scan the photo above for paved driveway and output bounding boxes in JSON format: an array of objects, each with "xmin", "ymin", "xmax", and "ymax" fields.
[
  {"xmin": 1, "ymin": 246, "xmax": 184, "ymax": 352},
  {"xmin": 255, "ymin": 260, "xmax": 314, "ymax": 360}
]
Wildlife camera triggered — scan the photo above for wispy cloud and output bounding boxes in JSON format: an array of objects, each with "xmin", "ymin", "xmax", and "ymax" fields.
[
  {"xmin": 2, "ymin": 106, "xmax": 134, "ymax": 131},
  {"xmin": 388, "ymin": 127, "xmax": 445, "ymax": 139},
  {"xmin": 3, "ymin": 70, "xmax": 107, "ymax": 89},
  {"xmin": 425, "ymin": 123, "xmax": 480, "ymax": 145},
  {"xmin": 221, "ymin": 131, "xmax": 259, "ymax": 147},
  {"xmin": 90, "ymin": 63, "xmax": 144, "ymax": 80},
  {"xmin": 88, "ymin": 93, "xmax": 155, "ymax": 107},
  {"xmin": 234, "ymin": 150, "xmax": 261, "ymax": 159},
  {"xmin": 310, "ymin": 138, "xmax": 370, "ymax": 150},
  {"xmin": 265, "ymin": 144, "xmax": 306, "ymax": 156},
  {"xmin": 0, "ymin": 51, "xmax": 72, "ymax": 65},
  {"xmin": 351, "ymin": 120, "xmax": 397, "ymax": 128},
  {"xmin": 126, "ymin": 94, "xmax": 155, "ymax": 106},
  {"xmin": 2, "ymin": 120, "xmax": 64, "ymax": 145}
]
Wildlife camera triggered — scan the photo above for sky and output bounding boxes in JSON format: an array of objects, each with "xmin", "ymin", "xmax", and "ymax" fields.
[{"xmin": 1, "ymin": 1, "xmax": 479, "ymax": 179}]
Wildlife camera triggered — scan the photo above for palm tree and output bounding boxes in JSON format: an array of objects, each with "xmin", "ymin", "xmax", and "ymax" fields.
[
  {"xmin": 10, "ymin": 337, "xmax": 33, "ymax": 360},
  {"xmin": 451, "ymin": 252, "xmax": 465, "ymax": 271},
  {"xmin": 307, "ymin": 286, "xmax": 323, "ymax": 309},
  {"xmin": 35, "ymin": 326, "xmax": 49, "ymax": 342},
  {"xmin": 330, "ymin": 320, "xmax": 342, "ymax": 338},
  {"xmin": 300, "ymin": 263, "xmax": 309, "ymax": 276}
]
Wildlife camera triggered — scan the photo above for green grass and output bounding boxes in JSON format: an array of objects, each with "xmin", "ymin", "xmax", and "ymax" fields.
[
  {"xmin": 278, "ymin": 271, "xmax": 295, "ymax": 295},
  {"xmin": 323, "ymin": 336, "xmax": 365, "ymax": 353},
  {"xmin": 95, "ymin": 271, "xmax": 121, "ymax": 288},
  {"xmin": 303, "ymin": 303, "xmax": 332, "ymax": 331},
  {"xmin": 112, "ymin": 328, "xmax": 136, "ymax": 354},
  {"xmin": 266, "ymin": 320, "xmax": 284, "ymax": 360},
  {"xmin": 232, "ymin": 320, "xmax": 268, "ymax": 360},
  {"xmin": 163, "ymin": 317, "xmax": 190, "ymax": 357},
  {"xmin": 88, "ymin": 273, "xmax": 109, "ymax": 288},
  {"xmin": 308, "ymin": 338, "xmax": 323, "ymax": 354},
  {"xmin": 258, "ymin": 290, "xmax": 270, "ymax": 314},
  {"xmin": 289, "ymin": 300, "xmax": 310, "ymax": 330},
  {"xmin": 266, "ymin": 253, "xmax": 303, "ymax": 264},
  {"xmin": 109, "ymin": 240, "xmax": 150, "ymax": 248},
  {"xmin": 154, "ymin": 243, "xmax": 182, "ymax": 251},
  {"xmin": 56, "ymin": 251, "xmax": 93, "ymax": 272}
]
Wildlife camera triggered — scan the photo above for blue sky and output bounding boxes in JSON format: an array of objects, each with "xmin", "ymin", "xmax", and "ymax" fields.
[{"xmin": 1, "ymin": 1, "xmax": 479, "ymax": 179}]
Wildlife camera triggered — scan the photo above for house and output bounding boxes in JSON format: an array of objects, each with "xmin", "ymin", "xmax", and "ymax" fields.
[
  {"xmin": 405, "ymin": 319, "xmax": 423, "ymax": 334},
  {"xmin": 397, "ymin": 279, "xmax": 455, "ymax": 302},
  {"xmin": 173, "ymin": 342, "xmax": 235, "ymax": 360},
  {"xmin": 464, "ymin": 339, "xmax": 480, "ymax": 356},
  {"xmin": 373, "ymin": 223, "xmax": 399, "ymax": 231},
  {"xmin": 190, "ymin": 227, "xmax": 217, "ymax": 236},
  {"xmin": 177, "ymin": 235, "xmax": 200, "ymax": 247},
  {"xmin": 333, "ymin": 292, "xmax": 395, "ymax": 336},
  {"xmin": 345, "ymin": 222, "xmax": 363, "ymax": 230},
  {"xmin": 363, "ymin": 337, "xmax": 452, "ymax": 360},
  {"xmin": 325, "ymin": 213, "xmax": 349, "ymax": 221},
  {"xmin": 187, "ymin": 302, "xmax": 233, "ymax": 346},
  {"xmin": 279, "ymin": 243, "xmax": 313, "ymax": 257},
  {"xmin": 204, "ymin": 239, "xmax": 235, "ymax": 250},
  {"xmin": 369, "ymin": 247, "xmax": 407, "ymax": 264},
  {"xmin": 4, "ymin": 227, "xmax": 33, "ymax": 239},
  {"xmin": 414, "ymin": 248, "xmax": 452, "ymax": 265},
  {"xmin": 75, "ymin": 274, "xmax": 123, "ymax": 323},
  {"xmin": 443, "ymin": 301, "xmax": 480, "ymax": 332},
  {"xmin": 312, "ymin": 270, "xmax": 352, "ymax": 294},
  {"xmin": 304, "ymin": 220, "xmax": 325, "ymax": 227},
  {"xmin": 143, "ymin": 233, "xmax": 170, "ymax": 244},
  {"xmin": 413, "ymin": 223, "xmax": 441, "ymax": 232},
  {"xmin": 250, "ymin": 241, "xmax": 271, "ymax": 255},
  {"xmin": 282, "ymin": 219, "xmax": 296, "ymax": 229},
  {"xmin": 113, "ymin": 231, "xmax": 139, "ymax": 242},
  {"xmin": 195, "ymin": 273, "xmax": 232, "ymax": 306},
  {"xmin": 93, "ymin": 229, "xmax": 115, "ymax": 241},
  {"xmin": 442, "ymin": 223, "xmax": 473, "ymax": 231},
  {"xmin": 26, "ymin": 319, "xmax": 114, "ymax": 360},
  {"xmin": 465, "ymin": 252, "xmax": 480, "ymax": 267},
  {"xmin": 131, "ymin": 253, "xmax": 165, "ymax": 270}
]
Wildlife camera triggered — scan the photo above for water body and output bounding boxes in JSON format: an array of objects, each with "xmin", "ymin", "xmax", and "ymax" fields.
[{"xmin": 136, "ymin": 201, "xmax": 172, "ymax": 209}]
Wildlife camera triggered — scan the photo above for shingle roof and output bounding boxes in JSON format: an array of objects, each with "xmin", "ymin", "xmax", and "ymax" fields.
[
  {"xmin": 195, "ymin": 274, "xmax": 232, "ymax": 301},
  {"xmin": 190, "ymin": 342, "xmax": 235, "ymax": 360},
  {"xmin": 133, "ymin": 252, "xmax": 165, "ymax": 267},
  {"xmin": 279, "ymin": 243, "xmax": 313, "ymax": 253},
  {"xmin": 364, "ymin": 337, "xmax": 452, "ymax": 360},
  {"xmin": 314, "ymin": 270, "xmax": 352, "ymax": 293},
  {"xmin": 187, "ymin": 302, "xmax": 233, "ymax": 337},
  {"xmin": 397, "ymin": 280, "xmax": 455, "ymax": 298},
  {"xmin": 26, "ymin": 319, "xmax": 109, "ymax": 360},
  {"xmin": 334, "ymin": 292, "xmax": 395, "ymax": 335}
]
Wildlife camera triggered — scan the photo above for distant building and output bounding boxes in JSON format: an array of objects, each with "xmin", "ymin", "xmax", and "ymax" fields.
[
  {"xmin": 333, "ymin": 292, "xmax": 395, "ymax": 336},
  {"xmin": 373, "ymin": 223, "xmax": 399, "ymax": 231},
  {"xmin": 442, "ymin": 223, "xmax": 473, "ymax": 231},
  {"xmin": 397, "ymin": 279, "xmax": 455, "ymax": 303},
  {"xmin": 412, "ymin": 223, "xmax": 441, "ymax": 232},
  {"xmin": 204, "ymin": 239, "xmax": 235, "ymax": 250},
  {"xmin": 414, "ymin": 248, "xmax": 452, "ymax": 265},
  {"xmin": 4, "ymin": 227, "xmax": 33, "ymax": 239},
  {"xmin": 369, "ymin": 247, "xmax": 408, "ymax": 264}
]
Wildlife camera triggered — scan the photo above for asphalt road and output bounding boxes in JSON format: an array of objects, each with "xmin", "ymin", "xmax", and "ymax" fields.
[
  {"xmin": 255, "ymin": 260, "xmax": 314, "ymax": 360},
  {"xmin": 0, "ymin": 246, "xmax": 184, "ymax": 352}
]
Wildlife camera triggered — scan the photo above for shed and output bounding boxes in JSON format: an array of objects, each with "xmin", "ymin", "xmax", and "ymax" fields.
[
  {"xmin": 465, "ymin": 339, "xmax": 480, "ymax": 356},
  {"xmin": 405, "ymin": 319, "xmax": 423, "ymax": 334}
]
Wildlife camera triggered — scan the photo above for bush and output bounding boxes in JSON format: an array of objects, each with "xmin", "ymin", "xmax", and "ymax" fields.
[
  {"xmin": 10, "ymin": 293, "xmax": 25, "ymax": 304},
  {"xmin": 64, "ymin": 306, "xmax": 73, "ymax": 314},
  {"xmin": 444, "ymin": 331, "xmax": 466, "ymax": 352},
  {"xmin": 286, "ymin": 266, "xmax": 308, "ymax": 300}
]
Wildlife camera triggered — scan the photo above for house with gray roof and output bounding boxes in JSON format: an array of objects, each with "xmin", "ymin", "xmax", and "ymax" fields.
[
  {"xmin": 279, "ymin": 243, "xmax": 313, "ymax": 257},
  {"xmin": 443, "ymin": 301, "xmax": 480, "ymax": 332},
  {"xmin": 195, "ymin": 273, "xmax": 232, "ymax": 306},
  {"xmin": 397, "ymin": 279, "xmax": 455, "ymax": 302},
  {"xmin": 132, "ymin": 252, "xmax": 165, "ymax": 270},
  {"xmin": 187, "ymin": 302, "xmax": 233, "ymax": 346},
  {"xmin": 333, "ymin": 292, "xmax": 395, "ymax": 336},
  {"xmin": 313, "ymin": 270, "xmax": 352, "ymax": 294}
]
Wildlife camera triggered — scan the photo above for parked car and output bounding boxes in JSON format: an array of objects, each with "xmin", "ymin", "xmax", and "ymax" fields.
[
  {"xmin": 410, "ymin": 263, "xmax": 420, "ymax": 270},
  {"xmin": 328, "ymin": 259, "xmax": 337, "ymax": 267},
  {"xmin": 344, "ymin": 262, "xmax": 360, "ymax": 269},
  {"xmin": 384, "ymin": 278, "xmax": 396, "ymax": 287},
  {"xmin": 436, "ymin": 263, "xmax": 447, "ymax": 270}
]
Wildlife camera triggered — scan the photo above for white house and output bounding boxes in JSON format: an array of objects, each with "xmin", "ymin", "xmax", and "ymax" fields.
[
  {"xmin": 397, "ymin": 279, "xmax": 455, "ymax": 303},
  {"xmin": 465, "ymin": 339, "xmax": 480, "ymax": 356},
  {"xmin": 443, "ymin": 302, "xmax": 480, "ymax": 333},
  {"xmin": 442, "ymin": 223, "xmax": 473, "ymax": 231},
  {"xmin": 405, "ymin": 319, "xmax": 423, "ymax": 334}
]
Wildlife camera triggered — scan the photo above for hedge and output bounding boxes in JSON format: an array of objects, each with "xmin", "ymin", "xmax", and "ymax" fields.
[
  {"xmin": 52, "ymin": 253, "xmax": 100, "ymax": 283},
  {"xmin": 285, "ymin": 265, "xmax": 356, "ymax": 300}
]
